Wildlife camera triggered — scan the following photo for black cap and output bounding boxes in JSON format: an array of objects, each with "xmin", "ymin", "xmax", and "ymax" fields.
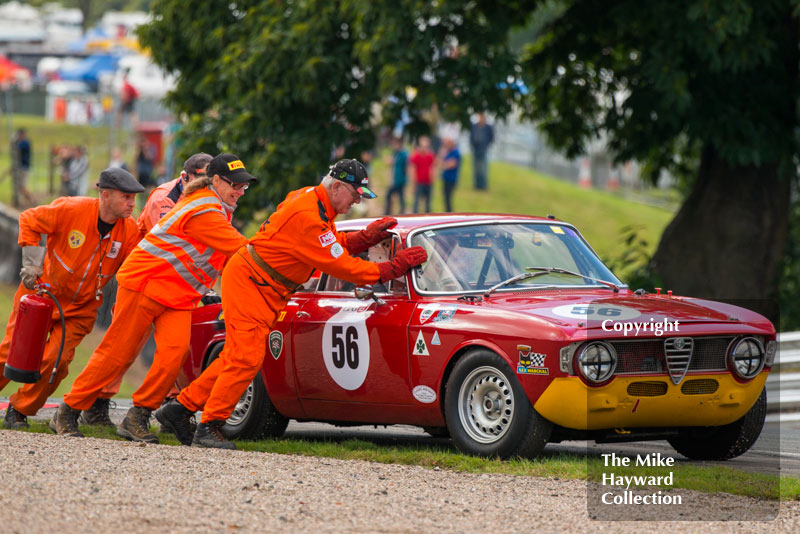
[
  {"xmin": 183, "ymin": 153, "xmax": 212, "ymax": 175},
  {"xmin": 207, "ymin": 153, "xmax": 257, "ymax": 184},
  {"xmin": 328, "ymin": 159, "xmax": 376, "ymax": 199},
  {"xmin": 96, "ymin": 167, "xmax": 145, "ymax": 193}
]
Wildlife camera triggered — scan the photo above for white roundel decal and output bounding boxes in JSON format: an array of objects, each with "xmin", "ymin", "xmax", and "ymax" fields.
[
  {"xmin": 412, "ymin": 385, "xmax": 437, "ymax": 404},
  {"xmin": 322, "ymin": 309, "xmax": 370, "ymax": 390},
  {"xmin": 551, "ymin": 304, "xmax": 641, "ymax": 321}
]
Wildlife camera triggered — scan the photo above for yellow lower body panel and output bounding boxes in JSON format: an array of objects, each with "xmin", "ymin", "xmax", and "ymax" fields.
[{"xmin": 533, "ymin": 372, "xmax": 768, "ymax": 430}]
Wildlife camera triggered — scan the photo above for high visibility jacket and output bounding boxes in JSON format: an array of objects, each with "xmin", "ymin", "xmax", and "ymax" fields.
[
  {"xmin": 116, "ymin": 187, "xmax": 247, "ymax": 310},
  {"xmin": 17, "ymin": 196, "xmax": 140, "ymax": 313},
  {"xmin": 137, "ymin": 178, "xmax": 183, "ymax": 233},
  {"xmin": 249, "ymin": 185, "xmax": 380, "ymax": 289}
]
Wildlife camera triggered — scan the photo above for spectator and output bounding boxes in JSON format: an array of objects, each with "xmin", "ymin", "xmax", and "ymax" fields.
[
  {"xmin": 11, "ymin": 128, "xmax": 35, "ymax": 208},
  {"xmin": 117, "ymin": 70, "xmax": 139, "ymax": 128},
  {"xmin": 135, "ymin": 137, "xmax": 156, "ymax": 193},
  {"xmin": 469, "ymin": 113, "xmax": 494, "ymax": 190},
  {"xmin": 56, "ymin": 145, "xmax": 73, "ymax": 196},
  {"xmin": 384, "ymin": 136, "xmax": 408, "ymax": 215},
  {"xmin": 66, "ymin": 145, "xmax": 89, "ymax": 197},
  {"xmin": 439, "ymin": 137, "xmax": 461, "ymax": 212},
  {"xmin": 410, "ymin": 136, "xmax": 435, "ymax": 213},
  {"xmin": 109, "ymin": 146, "xmax": 129, "ymax": 172}
]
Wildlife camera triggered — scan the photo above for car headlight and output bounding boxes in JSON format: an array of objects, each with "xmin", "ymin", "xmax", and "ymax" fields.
[
  {"xmin": 729, "ymin": 337, "xmax": 765, "ymax": 380},
  {"xmin": 765, "ymin": 340, "xmax": 777, "ymax": 367},
  {"xmin": 576, "ymin": 341, "xmax": 617, "ymax": 384}
]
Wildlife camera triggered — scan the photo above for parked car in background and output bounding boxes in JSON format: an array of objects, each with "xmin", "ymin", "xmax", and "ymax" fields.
[{"xmin": 186, "ymin": 214, "xmax": 775, "ymax": 460}]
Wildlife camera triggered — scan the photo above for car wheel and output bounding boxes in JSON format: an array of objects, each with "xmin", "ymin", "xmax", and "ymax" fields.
[
  {"xmin": 667, "ymin": 387, "xmax": 767, "ymax": 461},
  {"xmin": 204, "ymin": 342, "xmax": 289, "ymax": 440},
  {"xmin": 444, "ymin": 349, "xmax": 552, "ymax": 459}
]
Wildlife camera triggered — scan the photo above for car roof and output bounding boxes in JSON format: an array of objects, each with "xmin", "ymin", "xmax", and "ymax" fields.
[{"xmin": 336, "ymin": 213, "xmax": 564, "ymax": 238}]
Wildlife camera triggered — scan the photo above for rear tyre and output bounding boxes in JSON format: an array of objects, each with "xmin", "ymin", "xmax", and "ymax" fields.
[
  {"xmin": 204, "ymin": 342, "xmax": 289, "ymax": 440},
  {"xmin": 444, "ymin": 349, "xmax": 552, "ymax": 459},
  {"xmin": 667, "ymin": 387, "xmax": 767, "ymax": 460}
]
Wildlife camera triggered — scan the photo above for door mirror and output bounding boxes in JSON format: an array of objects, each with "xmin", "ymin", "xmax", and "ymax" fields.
[{"xmin": 354, "ymin": 285, "xmax": 386, "ymax": 306}]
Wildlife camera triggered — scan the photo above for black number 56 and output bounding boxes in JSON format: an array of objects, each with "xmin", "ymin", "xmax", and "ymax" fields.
[{"xmin": 331, "ymin": 325, "xmax": 359, "ymax": 369}]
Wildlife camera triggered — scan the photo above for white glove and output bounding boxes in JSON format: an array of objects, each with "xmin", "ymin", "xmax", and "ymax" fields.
[{"xmin": 20, "ymin": 246, "xmax": 45, "ymax": 289}]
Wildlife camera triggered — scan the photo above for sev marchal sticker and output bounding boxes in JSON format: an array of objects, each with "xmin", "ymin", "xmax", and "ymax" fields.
[
  {"xmin": 413, "ymin": 331, "xmax": 429, "ymax": 355},
  {"xmin": 68, "ymin": 230, "xmax": 85, "ymax": 248},
  {"xmin": 269, "ymin": 330, "xmax": 283, "ymax": 360},
  {"xmin": 517, "ymin": 344, "xmax": 548, "ymax": 375}
]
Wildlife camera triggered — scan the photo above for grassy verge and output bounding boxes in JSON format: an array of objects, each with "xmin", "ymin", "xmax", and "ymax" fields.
[{"xmin": 18, "ymin": 422, "xmax": 800, "ymax": 502}]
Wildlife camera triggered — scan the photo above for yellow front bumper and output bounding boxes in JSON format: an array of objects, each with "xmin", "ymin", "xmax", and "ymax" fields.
[{"xmin": 533, "ymin": 372, "xmax": 768, "ymax": 430}]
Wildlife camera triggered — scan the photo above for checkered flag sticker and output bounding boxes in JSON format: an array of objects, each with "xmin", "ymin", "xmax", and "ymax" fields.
[{"xmin": 530, "ymin": 353, "xmax": 546, "ymax": 367}]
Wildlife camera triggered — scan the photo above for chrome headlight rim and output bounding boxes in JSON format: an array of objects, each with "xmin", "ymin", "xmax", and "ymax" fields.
[
  {"xmin": 728, "ymin": 336, "xmax": 766, "ymax": 380},
  {"xmin": 575, "ymin": 341, "xmax": 617, "ymax": 385}
]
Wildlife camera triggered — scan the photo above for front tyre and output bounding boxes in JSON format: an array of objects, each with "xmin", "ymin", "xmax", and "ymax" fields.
[
  {"xmin": 204, "ymin": 342, "xmax": 289, "ymax": 440},
  {"xmin": 444, "ymin": 349, "xmax": 552, "ymax": 459},
  {"xmin": 668, "ymin": 387, "xmax": 767, "ymax": 460}
]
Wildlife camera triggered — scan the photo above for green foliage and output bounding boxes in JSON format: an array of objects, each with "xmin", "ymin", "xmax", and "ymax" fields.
[
  {"xmin": 138, "ymin": 0, "xmax": 535, "ymax": 221},
  {"xmin": 603, "ymin": 225, "xmax": 663, "ymax": 291},
  {"xmin": 779, "ymin": 188, "xmax": 800, "ymax": 331},
  {"xmin": 520, "ymin": 0, "xmax": 798, "ymax": 182}
]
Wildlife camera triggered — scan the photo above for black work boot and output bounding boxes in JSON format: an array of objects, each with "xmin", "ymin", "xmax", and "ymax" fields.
[
  {"xmin": 49, "ymin": 402, "xmax": 84, "ymax": 437},
  {"xmin": 3, "ymin": 405, "xmax": 30, "ymax": 429},
  {"xmin": 78, "ymin": 397, "xmax": 115, "ymax": 427},
  {"xmin": 154, "ymin": 398, "xmax": 195, "ymax": 446},
  {"xmin": 192, "ymin": 420, "xmax": 236, "ymax": 450},
  {"xmin": 116, "ymin": 406, "xmax": 159, "ymax": 444}
]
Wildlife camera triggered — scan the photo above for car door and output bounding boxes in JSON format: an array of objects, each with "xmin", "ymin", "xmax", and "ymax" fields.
[{"xmin": 292, "ymin": 238, "xmax": 416, "ymax": 406}]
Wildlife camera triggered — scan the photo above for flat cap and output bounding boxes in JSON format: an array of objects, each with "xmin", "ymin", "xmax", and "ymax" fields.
[{"xmin": 97, "ymin": 167, "xmax": 145, "ymax": 193}]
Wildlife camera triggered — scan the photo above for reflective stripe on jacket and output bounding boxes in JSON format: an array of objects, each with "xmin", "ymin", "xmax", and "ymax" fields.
[
  {"xmin": 17, "ymin": 196, "xmax": 141, "ymax": 313},
  {"xmin": 116, "ymin": 188, "xmax": 247, "ymax": 310}
]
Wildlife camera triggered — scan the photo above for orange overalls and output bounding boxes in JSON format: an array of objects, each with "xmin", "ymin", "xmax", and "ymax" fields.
[
  {"xmin": 178, "ymin": 185, "xmax": 381, "ymax": 422},
  {"xmin": 0, "ymin": 197, "xmax": 140, "ymax": 415},
  {"xmin": 64, "ymin": 187, "xmax": 247, "ymax": 412},
  {"xmin": 100, "ymin": 177, "xmax": 186, "ymax": 399}
]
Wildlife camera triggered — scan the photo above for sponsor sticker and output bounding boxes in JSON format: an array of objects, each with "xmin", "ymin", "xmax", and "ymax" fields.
[
  {"xmin": 412, "ymin": 385, "xmax": 437, "ymax": 404},
  {"xmin": 419, "ymin": 304, "xmax": 438, "ymax": 324},
  {"xmin": 517, "ymin": 344, "xmax": 548, "ymax": 375},
  {"xmin": 68, "ymin": 230, "xmax": 85, "ymax": 249},
  {"xmin": 550, "ymin": 226, "xmax": 565, "ymax": 234},
  {"xmin": 318, "ymin": 231, "xmax": 336, "ymax": 247},
  {"xmin": 269, "ymin": 330, "xmax": 283, "ymax": 360},
  {"xmin": 432, "ymin": 306, "xmax": 457, "ymax": 323},
  {"xmin": 413, "ymin": 331, "xmax": 429, "ymax": 356},
  {"xmin": 227, "ymin": 160, "xmax": 245, "ymax": 171},
  {"xmin": 330, "ymin": 243, "xmax": 344, "ymax": 258},
  {"xmin": 106, "ymin": 240, "xmax": 122, "ymax": 258},
  {"xmin": 431, "ymin": 331, "xmax": 441, "ymax": 345},
  {"xmin": 277, "ymin": 310, "xmax": 287, "ymax": 322}
]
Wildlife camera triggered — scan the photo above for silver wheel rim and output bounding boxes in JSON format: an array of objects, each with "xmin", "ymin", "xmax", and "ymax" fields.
[
  {"xmin": 226, "ymin": 381, "xmax": 255, "ymax": 426},
  {"xmin": 457, "ymin": 365, "xmax": 515, "ymax": 444}
]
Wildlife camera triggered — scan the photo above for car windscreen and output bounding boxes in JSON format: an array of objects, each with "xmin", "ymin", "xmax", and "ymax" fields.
[{"xmin": 409, "ymin": 222, "xmax": 622, "ymax": 293}]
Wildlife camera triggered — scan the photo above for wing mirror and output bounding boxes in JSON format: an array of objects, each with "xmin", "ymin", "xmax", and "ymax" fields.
[{"xmin": 354, "ymin": 285, "xmax": 386, "ymax": 306}]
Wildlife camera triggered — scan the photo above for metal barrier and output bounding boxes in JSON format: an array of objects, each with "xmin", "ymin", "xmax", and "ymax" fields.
[{"xmin": 766, "ymin": 332, "xmax": 800, "ymax": 415}]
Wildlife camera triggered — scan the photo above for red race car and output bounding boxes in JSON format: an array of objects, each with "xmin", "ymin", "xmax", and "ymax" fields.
[{"xmin": 184, "ymin": 214, "xmax": 775, "ymax": 460}]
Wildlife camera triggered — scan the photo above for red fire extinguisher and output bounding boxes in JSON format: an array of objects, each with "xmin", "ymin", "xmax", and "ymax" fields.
[{"xmin": 4, "ymin": 280, "xmax": 65, "ymax": 384}]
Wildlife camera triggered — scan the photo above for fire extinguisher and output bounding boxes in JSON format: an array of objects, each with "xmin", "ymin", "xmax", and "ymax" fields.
[{"xmin": 3, "ymin": 280, "xmax": 65, "ymax": 385}]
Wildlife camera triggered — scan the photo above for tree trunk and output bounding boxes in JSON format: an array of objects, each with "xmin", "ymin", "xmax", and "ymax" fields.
[{"xmin": 651, "ymin": 146, "xmax": 790, "ymax": 321}]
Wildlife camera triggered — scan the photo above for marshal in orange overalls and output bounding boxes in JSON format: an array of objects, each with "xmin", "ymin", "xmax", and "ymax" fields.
[{"xmin": 0, "ymin": 197, "xmax": 140, "ymax": 415}]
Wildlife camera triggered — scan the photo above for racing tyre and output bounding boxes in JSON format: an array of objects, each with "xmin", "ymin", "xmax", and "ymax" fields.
[
  {"xmin": 444, "ymin": 349, "xmax": 552, "ymax": 459},
  {"xmin": 204, "ymin": 342, "xmax": 289, "ymax": 440},
  {"xmin": 667, "ymin": 387, "xmax": 767, "ymax": 461}
]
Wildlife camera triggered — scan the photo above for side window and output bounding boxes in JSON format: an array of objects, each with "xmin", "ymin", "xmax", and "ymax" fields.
[
  {"xmin": 320, "ymin": 234, "xmax": 398, "ymax": 294},
  {"xmin": 294, "ymin": 273, "xmax": 320, "ymax": 293}
]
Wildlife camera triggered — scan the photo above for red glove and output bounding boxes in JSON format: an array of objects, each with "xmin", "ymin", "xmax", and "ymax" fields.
[
  {"xmin": 378, "ymin": 246, "xmax": 428, "ymax": 283},
  {"xmin": 347, "ymin": 217, "xmax": 398, "ymax": 255}
]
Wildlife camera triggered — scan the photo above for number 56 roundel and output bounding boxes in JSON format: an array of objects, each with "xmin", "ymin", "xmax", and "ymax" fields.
[{"xmin": 321, "ymin": 308, "xmax": 371, "ymax": 390}]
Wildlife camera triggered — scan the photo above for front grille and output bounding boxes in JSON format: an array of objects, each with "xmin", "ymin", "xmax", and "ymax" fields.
[
  {"xmin": 627, "ymin": 381, "xmax": 668, "ymax": 397},
  {"xmin": 664, "ymin": 337, "xmax": 693, "ymax": 384},
  {"xmin": 610, "ymin": 337, "xmax": 734, "ymax": 384},
  {"xmin": 681, "ymin": 379, "xmax": 719, "ymax": 395}
]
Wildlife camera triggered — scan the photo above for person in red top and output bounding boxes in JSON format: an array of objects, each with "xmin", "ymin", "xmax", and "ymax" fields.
[
  {"xmin": 138, "ymin": 153, "xmax": 212, "ymax": 233},
  {"xmin": 117, "ymin": 70, "xmax": 139, "ymax": 127},
  {"xmin": 156, "ymin": 159, "xmax": 427, "ymax": 449},
  {"xmin": 410, "ymin": 136, "xmax": 435, "ymax": 213},
  {"xmin": 52, "ymin": 154, "xmax": 255, "ymax": 443},
  {"xmin": 0, "ymin": 169, "xmax": 144, "ymax": 429}
]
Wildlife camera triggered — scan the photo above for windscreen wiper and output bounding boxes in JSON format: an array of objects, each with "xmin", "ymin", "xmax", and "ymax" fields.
[{"xmin": 524, "ymin": 267, "xmax": 620, "ymax": 292}]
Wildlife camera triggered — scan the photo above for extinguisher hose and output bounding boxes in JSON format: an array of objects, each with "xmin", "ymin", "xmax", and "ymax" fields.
[{"xmin": 42, "ymin": 289, "xmax": 66, "ymax": 385}]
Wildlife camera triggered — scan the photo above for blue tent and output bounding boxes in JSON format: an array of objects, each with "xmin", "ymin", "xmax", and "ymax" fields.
[
  {"xmin": 58, "ymin": 53, "xmax": 120, "ymax": 89},
  {"xmin": 66, "ymin": 26, "xmax": 108, "ymax": 53}
]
